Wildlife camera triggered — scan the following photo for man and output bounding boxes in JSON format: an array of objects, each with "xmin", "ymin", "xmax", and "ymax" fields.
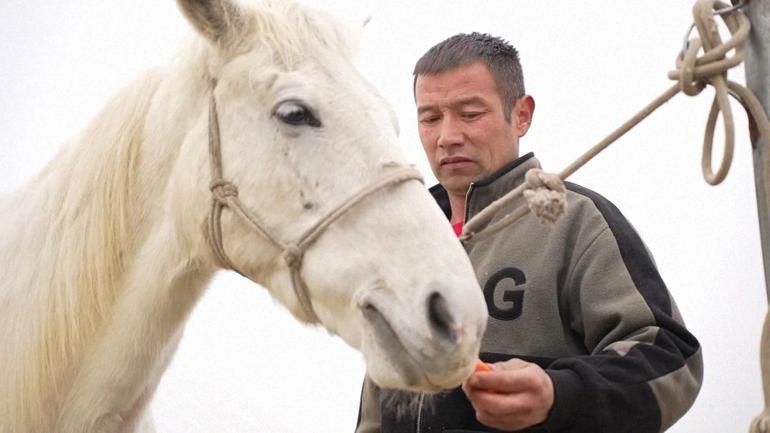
[{"xmin": 356, "ymin": 32, "xmax": 703, "ymax": 433}]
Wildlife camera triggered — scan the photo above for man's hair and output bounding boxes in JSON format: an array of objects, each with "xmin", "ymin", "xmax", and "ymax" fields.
[{"xmin": 413, "ymin": 32, "xmax": 524, "ymax": 121}]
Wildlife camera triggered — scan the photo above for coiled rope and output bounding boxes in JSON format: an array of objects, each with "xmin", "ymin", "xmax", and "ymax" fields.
[{"xmin": 459, "ymin": 1, "xmax": 770, "ymax": 431}]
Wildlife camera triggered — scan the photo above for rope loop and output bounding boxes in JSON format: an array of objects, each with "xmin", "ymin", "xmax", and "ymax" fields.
[
  {"xmin": 669, "ymin": 0, "xmax": 751, "ymax": 185},
  {"xmin": 751, "ymin": 412, "xmax": 770, "ymax": 433}
]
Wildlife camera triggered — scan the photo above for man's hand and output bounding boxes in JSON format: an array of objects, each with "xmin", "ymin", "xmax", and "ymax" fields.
[{"xmin": 462, "ymin": 358, "xmax": 554, "ymax": 431}]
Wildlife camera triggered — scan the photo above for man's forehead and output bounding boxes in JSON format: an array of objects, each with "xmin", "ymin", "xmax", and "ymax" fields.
[{"xmin": 415, "ymin": 63, "xmax": 498, "ymax": 103}]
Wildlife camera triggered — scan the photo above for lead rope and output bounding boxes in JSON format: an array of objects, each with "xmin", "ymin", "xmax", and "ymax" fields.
[
  {"xmin": 462, "ymin": 0, "xmax": 765, "ymax": 242},
  {"xmin": 458, "ymin": 1, "xmax": 770, "ymax": 430}
]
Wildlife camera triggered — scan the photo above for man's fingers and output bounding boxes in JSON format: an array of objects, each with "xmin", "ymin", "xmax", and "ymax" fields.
[
  {"xmin": 466, "ymin": 388, "xmax": 525, "ymax": 416},
  {"xmin": 475, "ymin": 408, "xmax": 532, "ymax": 432},
  {"xmin": 468, "ymin": 384, "xmax": 550, "ymax": 413},
  {"xmin": 466, "ymin": 389, "xmax": 543, "ymax": 431},
  {"xmin": 467, "ymin": 365, "xmax": 542, "ymax": 393},
  {"xmin": 496, "ymin": 358, "xmax": 530, "ymax": 370}
]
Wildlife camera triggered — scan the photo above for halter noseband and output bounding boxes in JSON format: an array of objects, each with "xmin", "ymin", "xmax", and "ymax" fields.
[{"xmin": 205, "ymin": 81, "xmax": 423, "ymax": 323}]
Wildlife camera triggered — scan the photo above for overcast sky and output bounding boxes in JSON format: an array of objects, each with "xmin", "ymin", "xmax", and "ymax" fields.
[{"xmin": 0, "ymin": 1, "xmax": 767, "ymax": 432}]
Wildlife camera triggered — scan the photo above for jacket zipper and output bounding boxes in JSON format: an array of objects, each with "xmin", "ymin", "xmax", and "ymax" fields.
[{"xmin": 464, "ymin": 182, "xmax": 477, "ymax": 223}]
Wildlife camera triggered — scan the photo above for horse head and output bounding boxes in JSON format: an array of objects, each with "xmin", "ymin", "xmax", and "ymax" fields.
[{"xmin": 171, "ymin": 0, "xmax": 487, "ymax": 392}]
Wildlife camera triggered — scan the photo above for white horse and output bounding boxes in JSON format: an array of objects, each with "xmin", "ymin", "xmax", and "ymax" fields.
[{"xmin": 0, "ymin": 1, "xmax": 488, "ymax": 432}]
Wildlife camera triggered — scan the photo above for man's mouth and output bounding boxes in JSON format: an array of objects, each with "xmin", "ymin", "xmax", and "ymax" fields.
[{"xmin": 440, "ymin": 156, "xmax": 474, "ymax": 166}]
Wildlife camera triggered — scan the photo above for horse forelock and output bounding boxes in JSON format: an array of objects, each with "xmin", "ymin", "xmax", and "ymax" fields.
[{"xmin": 229, "ymin": 0, "xmax": 359, "ymax": 70}]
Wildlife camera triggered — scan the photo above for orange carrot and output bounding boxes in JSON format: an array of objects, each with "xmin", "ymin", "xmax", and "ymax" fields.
[{"xmin": 474, "ymin": 360, "xmax": 492, "ymax": 373}]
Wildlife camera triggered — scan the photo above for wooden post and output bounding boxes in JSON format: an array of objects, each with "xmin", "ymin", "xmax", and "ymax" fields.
[{"xmin": 743, "ymin": 0, "xmax": 770, "ymax": 301}]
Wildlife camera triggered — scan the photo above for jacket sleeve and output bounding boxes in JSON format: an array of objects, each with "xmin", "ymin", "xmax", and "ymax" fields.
[
  {"xmin": 543, "ymin": 210, "xmax": 703, "ymax": 433},
  {"xmin": 355, "ymin": 375, "xmax": 382, "ymax": 433}
]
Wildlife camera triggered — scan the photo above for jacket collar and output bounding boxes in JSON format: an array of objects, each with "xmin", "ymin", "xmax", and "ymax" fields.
[{"xmin": 429, "ymin": 152, "xmax": 539, "ymax": 222}]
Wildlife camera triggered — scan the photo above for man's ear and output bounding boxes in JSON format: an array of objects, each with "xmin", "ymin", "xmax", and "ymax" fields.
[{"xmin": 514, "ymin": 95, "xmax": 535, "ymax": 137}]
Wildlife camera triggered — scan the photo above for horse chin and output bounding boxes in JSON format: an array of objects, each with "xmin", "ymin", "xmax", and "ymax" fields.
[
  {"xmin": 366, "ymin": 360, "xmax": 440, "ymax": 394},
  {"xmin": 367, "ymin": 357, "xmax": 472, "ymax": 394}
]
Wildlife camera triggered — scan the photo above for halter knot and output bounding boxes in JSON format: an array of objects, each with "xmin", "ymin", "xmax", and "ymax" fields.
[
  {"xmin": 210, "ymin": 180, "xmax": 239, "ymax": 204},
  {"xmin": 283, "ymin": 244, "xmax": 304, "ymax": 269}
]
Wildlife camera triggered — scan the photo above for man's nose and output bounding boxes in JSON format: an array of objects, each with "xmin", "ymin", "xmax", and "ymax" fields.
[{"xmin": 437, "ymin": 116, "xmax": 463, "ymax": 148}]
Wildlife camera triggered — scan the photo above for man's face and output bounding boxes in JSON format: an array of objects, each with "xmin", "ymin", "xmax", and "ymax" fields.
[{"xmin": 415, "ymin": 61, "xmax": 532, "ymax": 197}]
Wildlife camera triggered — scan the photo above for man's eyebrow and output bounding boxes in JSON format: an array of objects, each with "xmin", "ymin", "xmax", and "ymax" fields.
[
  {"xmin": 417, "ymin": 104, "xmax": 438, "ymax": 115},
  {"xmin": 417, "ymin": 105, "xmax": 436, "ymax": 114},
  {"xmin": 453, "ymin": 96, "xmax": 487, "ymax": 107},
  {"xmin": 417, "ymin": 96, "xmax": 488, "ymax": 115}
]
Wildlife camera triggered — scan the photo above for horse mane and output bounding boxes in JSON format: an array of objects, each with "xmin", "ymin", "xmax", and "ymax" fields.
[
  {"xmin": 1, "ymin": 70, "xmax": 163, "ymax": 430},
  {"xmin": 1, "ymin": 1, "xmax": 358, "ymax": 429}
]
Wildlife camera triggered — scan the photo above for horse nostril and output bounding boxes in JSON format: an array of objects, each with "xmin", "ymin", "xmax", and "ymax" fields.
[{"xmin": 427, "ymin": 292, "xmax": 458, "ymax": 343}]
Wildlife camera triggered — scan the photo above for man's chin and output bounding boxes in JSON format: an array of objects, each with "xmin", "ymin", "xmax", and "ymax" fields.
[{"xmin": 439, "ymin": 173, "xmax": 480, "ymax": 194}]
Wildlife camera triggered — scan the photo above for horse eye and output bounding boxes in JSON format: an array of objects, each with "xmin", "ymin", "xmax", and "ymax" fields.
[{"xmin": 273, "ymin": 100, "xmax": 321, "ymax": 128}]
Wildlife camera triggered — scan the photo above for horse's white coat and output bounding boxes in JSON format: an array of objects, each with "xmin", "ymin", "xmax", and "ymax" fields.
[
  {"xmin": 0, "ymin": 1, "xmax": 488, "ymax": 432},
  {"xmin": 2, "ymin": 1, "xmax": 768, "ymax": 433}
]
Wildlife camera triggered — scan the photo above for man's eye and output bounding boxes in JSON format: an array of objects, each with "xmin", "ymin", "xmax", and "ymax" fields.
[
  {"xmin": 461, "ymin": 112, "xmax": 483, "ymax": 120},
  {"xmin": 420, "ymin": 116, "xmax": 440, "ymax": 124},
  {"xmin": 273, "ymin": 100, "xmax": 322, "ymax": 127}
]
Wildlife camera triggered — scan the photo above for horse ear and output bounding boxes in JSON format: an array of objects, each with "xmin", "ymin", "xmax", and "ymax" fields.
[{"xmin": 176, "ymin": 0, "xmax": 247, "ymax": 47}]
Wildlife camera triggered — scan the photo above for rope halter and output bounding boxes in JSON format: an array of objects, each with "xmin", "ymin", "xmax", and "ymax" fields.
[{"xmin": 204, "ymin": 80, "xmax": 423, "ymax": 323}]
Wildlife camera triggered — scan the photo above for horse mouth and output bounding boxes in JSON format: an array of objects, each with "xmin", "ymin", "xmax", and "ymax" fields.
[{"xmin": 360, "ymin": 302, "xmax": 439, "ymax": 390}]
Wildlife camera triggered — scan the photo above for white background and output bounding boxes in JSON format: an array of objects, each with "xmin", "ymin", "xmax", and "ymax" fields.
[{"xmin": 0, "ymin": 1, "xmax": 766, "ymax": 432}]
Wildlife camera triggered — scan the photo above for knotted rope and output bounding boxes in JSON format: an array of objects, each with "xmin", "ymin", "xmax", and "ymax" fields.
[
  {"xmin": 522, "ymin": 169, "xmax": 566, "ymax": 225},
  {"xmin": 458, "ymin": 2, "xmax": 770, "ymax": 430}
]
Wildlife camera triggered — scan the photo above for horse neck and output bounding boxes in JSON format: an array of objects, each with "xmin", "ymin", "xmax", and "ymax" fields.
[{"xmin": 0, "ymin": 67, "xmax": 215, "ymax": 430}]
